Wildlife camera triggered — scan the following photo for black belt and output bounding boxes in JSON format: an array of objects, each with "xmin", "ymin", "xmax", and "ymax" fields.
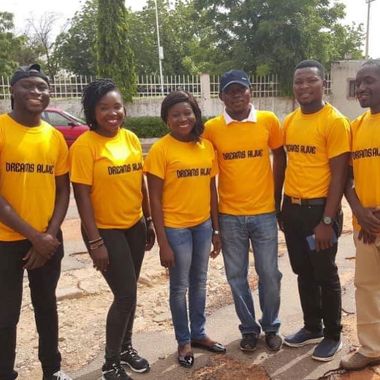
[{"xmin": 284, "ymin": 195, "xmax": 326, "ymax": 206}]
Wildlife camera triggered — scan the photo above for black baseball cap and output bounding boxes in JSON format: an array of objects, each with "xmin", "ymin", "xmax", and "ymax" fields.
[
  {"xmin": 10, "ymin": 63, "xmax": 49, "ymax": 86},
  {"xmin": 220, "ymin": 70, "xmax": 251, "ymax": 92}
]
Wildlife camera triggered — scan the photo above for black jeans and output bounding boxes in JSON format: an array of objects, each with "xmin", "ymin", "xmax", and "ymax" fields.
[
  {"xmin": 0, "ymin": 233, "xmax": 63, "ymax": 380},
  {"xmin": 282, "ymin": 198, "xmax": 342, "ymax": 340},
  {"xmin": 82, "ymin": 218, "xmax": 147, "ymax": 365}
]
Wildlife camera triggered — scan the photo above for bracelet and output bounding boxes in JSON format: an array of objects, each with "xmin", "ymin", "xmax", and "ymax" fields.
[
  {"xmin": 88, "ymin": 237, "xmax": 103, "ymax": 244},
  {"xmin": 89, "ymin": 242, "xmax": 104, "ymax": 251},
  {"xmin": 212, "ymin": 230, "xmax": 220, "ymax": 235},
  {"xmin": 89, "ymin": 239, "xmax": 104, "ymax": 250},
  {"xmin": 145, "ymin": 216, "xmax": 153, "ymax": 223}
]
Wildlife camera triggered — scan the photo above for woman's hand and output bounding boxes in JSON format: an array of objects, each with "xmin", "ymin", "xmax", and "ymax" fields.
[
  {"xmin": 23, "ymin": 247, "xmax": 48, "ymax": 270},
  {"xmin": 90, "ymin": 245, "xmax": 109, "ymax": 272},
  {"xmin": 159, "ymin": 242, "xmax": 175, "ymax": 269},
  {"xmin": 30, "ymin": 232, "xmax": 60, "ymax": 259},
  {"xmin": 145, "ymin": 223, "xmax": 156, "ymax": 251},
  {"xmin": 210, "ymin": 234, "xmax": 221, "ymax": 258}
]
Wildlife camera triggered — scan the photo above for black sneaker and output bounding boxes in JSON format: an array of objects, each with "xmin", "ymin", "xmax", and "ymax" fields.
[
  {"xmin": 102, "ymin": 363, "xmax": 133, "ymax": 380},
  {"xmin": 312, "ymin": 338, "xmax": 342, "ymax": 362},
  {"xmin": 284, "ymin": 328, "xmax": 323, "ymax": 348},
  {"xmin": 265, "ymin": 332, "xmax": 283, "ymax": 351},
  {"xmin": 240, "ymin": 333, "xmax": 258, "ymax": 352},
  {"xmin": 120, "ymin": 345, "xmax": 150, "ymax": 373},
  {"xmin": 43, "ymin": 370, "xmax": 72, "ymax": 380}
]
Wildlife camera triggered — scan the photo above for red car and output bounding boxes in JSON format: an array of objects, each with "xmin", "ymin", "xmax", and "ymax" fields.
[{"xmin": 42, "ymin": 107, "xmax": 89, "ymax": 146}]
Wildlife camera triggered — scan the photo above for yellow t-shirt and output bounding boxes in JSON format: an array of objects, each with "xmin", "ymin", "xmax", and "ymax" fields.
[
  {"xmin": 204, "ymin": 111, "xmax": 283, "ymax": 215},
  {"xmin": 70, "ymin": 128, "xmax": 143, "ymax": 229},
  {"xmin": 351, "ymin": 111, "xmax": 380, "ymax": 231},
  {"xmin": 284, "ymin": 103, "xmax": 351, "ymax": 198},
  {"xmin": 0, "ymin": 113, "xmax": 69, "ymax": 241},
  {"xmin": 143, "ymin": 134, "xmax": 217, "ymax": 228}
]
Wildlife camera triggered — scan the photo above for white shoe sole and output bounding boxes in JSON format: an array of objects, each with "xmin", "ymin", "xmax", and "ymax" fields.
[
  {"xmin": 121, "ymin": 361, "xmax": 150, "ymax": 373},
  {"xmin": 284, "ymin": 336, "xmax": 323, "ymax": 348},
  {"xmin": 240, "ymin": 346, "xmax": 257, "ymax": 352},
  {"xmin": 312, "ymin": 341, "xmax": 343, "ymax": 362}
]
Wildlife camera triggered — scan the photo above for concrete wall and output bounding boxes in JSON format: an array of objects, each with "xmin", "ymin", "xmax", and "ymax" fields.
[
  {"xmin": 0, "ymin": 96, "xmax": 295, "ymax": 121},
  {"xmin": 127, "ymin": 96, "xmax": 295, "ymax": 120},
  {"xmin": 329, "ymin": 60, "xmax": 364, "ymax": 120},
  {"xmin": 0, "ymin": 61, "xmax": 366, "ymax": 121}
]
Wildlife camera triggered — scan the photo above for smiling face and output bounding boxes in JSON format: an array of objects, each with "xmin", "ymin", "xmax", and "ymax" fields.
[
  {"xmin": 94, "ymin": 90, "xmax": 125, "ymax": 137},
  {"xmin": 220, "ymin": 83, "xmax": 251, "ymax": 120},
  {"xmin": 355, "ymin": 64, "xmax": 380, "ymax": 114},
  {"xmin": 11, "ymin": 76, "xmax": 50, "ymax": 114},
  {"xmin": 166, "ymin": 101, "xmax": 196, "ymax": 142},
  {"xmin": 293, "ymin": 67, "xmax": 325, "ymax": 110}
]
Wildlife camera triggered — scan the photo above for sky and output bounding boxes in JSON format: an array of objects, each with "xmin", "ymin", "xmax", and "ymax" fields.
[{"xmin": 0, "ymin": 0, "xmax": 379, "ymax": 59}]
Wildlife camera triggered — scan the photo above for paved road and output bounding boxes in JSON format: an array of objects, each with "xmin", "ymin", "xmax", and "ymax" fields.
[{"xmin": 73, "ymin": 234, "xmax": 357, "ymax": 380}]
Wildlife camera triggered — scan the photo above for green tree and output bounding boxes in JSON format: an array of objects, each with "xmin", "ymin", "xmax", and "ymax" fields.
[
  {"xmin": 193, "ymin": 0, "xmax": 364, "ymax": 93},
  {"xmin": 127, "ymin": 0, "xmax": 206, "ymax": 75},
  {"xmin": 0, "ymin": 12, "xmax": 25, "ymax": 75},
  {"xmin": 54, "ymin": 0, "xmax": 207, "ymax": 76},
  {"xmin": 97, "ymin": 0, "xmax": 136, "ymax": 101},
  {"xmin": 54, "ymin": 0, "xmax": 98, "ymax": 76}
]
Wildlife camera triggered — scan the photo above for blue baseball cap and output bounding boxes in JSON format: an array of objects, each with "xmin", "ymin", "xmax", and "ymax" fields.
[{"xmin": 220, "ymin": 70, "xmax": 251, "ymax": 92}]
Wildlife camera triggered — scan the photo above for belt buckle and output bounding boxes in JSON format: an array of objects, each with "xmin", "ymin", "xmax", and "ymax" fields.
[{"xmin": 291, "ymin": 197, "xmax": 302, "ymax": 205}]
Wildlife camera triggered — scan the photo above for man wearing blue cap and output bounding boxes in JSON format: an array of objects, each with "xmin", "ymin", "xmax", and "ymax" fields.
[
  {"xmin": 0, "ymin": 64, "xmax": 71, "ymax": 380},
  {"xmin": 203, "ymin": 69, "xmax": 286, "ymax": 351}
]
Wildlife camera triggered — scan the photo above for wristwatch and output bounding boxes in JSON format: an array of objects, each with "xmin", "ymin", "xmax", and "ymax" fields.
[{"xmin": 322, "ymin": 216, "xmax": 333, "ymax": 225}]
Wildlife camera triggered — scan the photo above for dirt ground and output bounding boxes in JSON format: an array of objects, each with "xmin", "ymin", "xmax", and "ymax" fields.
[{"xmin": 14, "ymin": 200, "xmax": 380, "ymax": 379}]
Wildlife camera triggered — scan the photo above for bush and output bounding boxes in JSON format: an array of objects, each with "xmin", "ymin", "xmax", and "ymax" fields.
[
  {"xmin": 124, "ymin": 116, "xmax": 213, "ymax": 138},
  {"xmin": 124, "ymin": 117, "xmax": 167, "ymax": 138}
]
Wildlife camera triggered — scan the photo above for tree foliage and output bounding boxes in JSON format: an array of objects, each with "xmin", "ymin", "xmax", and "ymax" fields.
[
  {"xmin": 0, "ymin": 12, "xmax": 27, "ymax": 75},
  {"xmin": 1, "ymin": 0, "xmax": 365, "ymax": 94},
  {"xmin": 54, "ymin": 0, "xmax": 97, "ymax": 76},
  {"xmin": 126, "ymin": 0, "xmax": 204, "ymax": 75},
  {"xmin": 192, "ymin": 0, "xmax": 364, "ymax": 92},
  {"xmin": 97, "ymin": 0, "xmax": 136, "ymax": 101}
]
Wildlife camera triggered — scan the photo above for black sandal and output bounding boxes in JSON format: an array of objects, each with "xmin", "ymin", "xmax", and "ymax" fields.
[
  {"xmin": 177, "ymin": 351, "xmax": 194, "ymax": 368},
  {"xmin": 191, "ymin": 339, "xmax": 226, "ymax": 353}
]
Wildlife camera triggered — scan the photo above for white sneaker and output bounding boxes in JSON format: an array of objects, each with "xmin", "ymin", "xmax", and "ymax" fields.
[{"xmin": 50, "ymin": 370, "xmax": 73, "ymax": 380}]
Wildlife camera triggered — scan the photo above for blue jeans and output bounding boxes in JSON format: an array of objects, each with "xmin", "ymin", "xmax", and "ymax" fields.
[
  {"xmin": 165, "ymin": 219, "xmax": 212, "ymax": 345},
  {"xmin": 219, "ymin": 213, "xmax": 282, "ymax": 335}
]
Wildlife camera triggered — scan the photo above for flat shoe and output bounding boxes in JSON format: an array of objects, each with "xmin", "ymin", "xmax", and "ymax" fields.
[
  {"xmin": 177, "ymin": 352, "xmax": 194, "ymax": 368},
  {"xmin": 191, "ymin": 340, "xmax": 226, "ymax": 353}
]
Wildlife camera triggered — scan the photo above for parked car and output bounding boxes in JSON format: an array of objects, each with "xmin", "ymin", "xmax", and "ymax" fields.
[{"xmin": 42, "ymin": 107, "xmax": 89, "ymax": 146}]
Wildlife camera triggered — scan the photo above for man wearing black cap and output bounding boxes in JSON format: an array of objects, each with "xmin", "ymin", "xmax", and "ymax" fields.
[
  {"xmin": 0, "ymin": 64, "xmax": 71, "ymax": 380},
  {"xmin": 203, "ymin": 69, "xmax": 286, "ymax": 352}
]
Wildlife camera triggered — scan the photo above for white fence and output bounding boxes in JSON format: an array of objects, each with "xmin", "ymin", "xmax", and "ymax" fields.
[{"xmin": 0, "ymin": 73, "xmax": 331, "ymax": 100}]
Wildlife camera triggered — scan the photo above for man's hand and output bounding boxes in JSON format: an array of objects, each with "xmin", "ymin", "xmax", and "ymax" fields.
[
  {"xmin": 30, "ymin": 232, "xmax": 60, "ymax": 259},
  {"xmin": 358, "ymin": 228, "xmax": 377, "ymax": 244},
  {"xmin": 356, "ymin": 207, "xmax": 380, "ymax": 235},
  {"xmin": 23, "ymin": 248, "xmax": 48, "ymax": 270},
  {"xmin": 314, "ymin": 223, "xmax": 335, "ymax": 251}
]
